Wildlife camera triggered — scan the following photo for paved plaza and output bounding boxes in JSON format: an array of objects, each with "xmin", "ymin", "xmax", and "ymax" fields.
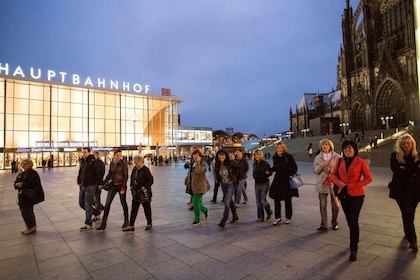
[{"xmin": 0, "ymin": 160, "xmax": 419, "ymax": 280}]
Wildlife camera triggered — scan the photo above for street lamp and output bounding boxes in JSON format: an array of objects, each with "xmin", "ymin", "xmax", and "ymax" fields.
[
  {"xmin": 286, "ymin": 131, "xmax": 293, "ymax": 139},
  {"xmin": 381, "ymin": 116, "xmax": 393, "ymax": 130},
  {"xmin": 301, "ymin": 128, "xmax": 310, "ymax": 138},
  {"xmin": 340, "ymin": 123, "xmax": 349, "ymax": 134},
  {"xmin": 130, "ymin": 115, "xmax": 140, "ymax": 145}
]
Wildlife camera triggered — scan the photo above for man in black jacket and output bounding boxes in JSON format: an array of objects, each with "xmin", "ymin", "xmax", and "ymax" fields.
[{"xmin": 77, "ymin": 148, "xmax": 103, "ymax": 230}]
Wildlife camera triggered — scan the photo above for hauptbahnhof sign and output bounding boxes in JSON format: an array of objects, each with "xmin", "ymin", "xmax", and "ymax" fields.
[{"xmin": 0, "ymin": 62, "xmax": 151, "ymax": 94}]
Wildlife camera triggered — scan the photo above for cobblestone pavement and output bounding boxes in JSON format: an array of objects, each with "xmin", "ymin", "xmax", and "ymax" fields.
[{"xmin": 0, "ymin": 161, "xmax": 419, "ymax": 280}]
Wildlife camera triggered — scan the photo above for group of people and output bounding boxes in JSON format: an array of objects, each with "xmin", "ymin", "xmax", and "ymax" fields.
[
  {"xmin": 13, "ymin": 133, "xmax": 420, "ymax": 263},
  {"xmin": 77, "ymin": 148, "xmax": 153, "ymax": 232}
]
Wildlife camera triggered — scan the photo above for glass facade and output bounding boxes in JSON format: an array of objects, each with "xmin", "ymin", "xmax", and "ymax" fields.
[{"xmin": 0, "ymin": 77, "xmax": 182, "ymax": 169}]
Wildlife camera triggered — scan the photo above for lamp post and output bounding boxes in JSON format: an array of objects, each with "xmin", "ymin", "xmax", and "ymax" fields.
[
  {"xmin": 287, "ymin": 131, "xmax": 293, "ymax": 139},
  {"xmin": 340, "ymin": 123, "xmax": 349, "ymax": 134},
  {"xmin": 301, "ymin": 128, "xmax": 310, "ymax": 138},
  {"xmin": 381, "ymin": 116, "xmax": 393, "ymax": 130},
  {"xmin": 130, "ymin": 115, "xmax": 140, "ymax": 145}
]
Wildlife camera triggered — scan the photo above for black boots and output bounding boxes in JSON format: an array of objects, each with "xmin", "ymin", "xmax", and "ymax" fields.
[
  {"xmin": 349, "ymin": 251, "xmax": 357, "ymax": 262},
  {"xmin": 218, "ymin": 218, "xmax": 227, "ymax": 228},
  {"xmin": 96, "ymin": 218, "xmax": 107, "ymax": 231},
  {"xmin": 230, "ymin": 214, "xmax": 239, "ymax": 224},
  {"xmin": 122, "ymin": 217, "xmax": 129, "ymax": 229}
]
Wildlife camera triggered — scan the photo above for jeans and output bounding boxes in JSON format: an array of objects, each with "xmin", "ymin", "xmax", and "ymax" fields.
[
  {"xmin": 212, "ymin": 182, "xmax": 221, "ymax": 201},
  {"xmin": 79, "ymin": 185, "xmax": 101, "ymax": 226},
  {"xmin": 129, "ymin": 200, "xmax": 152, "ymax": 226},
  {"xmin": 319, "ymin": 193, "xmax": 339, "ymax": 228},
  {"xmin": 102, "ymin": 184, "xmax": 129, "ymax": 221},
  {"xmin": 255, "ymin": 186, "xmax": 271, "ymax": 220},
  {"xmin": 341, "ymin": 195, "xmax": 364, "ymax": 251},
  {"xmin": 21, "ymin": 203, "xmax": 36, "ymax": 229},
  {"xmin": 222, "ymin": 183, "xmax": 237, "ymax": 219},
  {"xmin": 192, "ymin": 194, "xmax": 207, "ymax": 222},
  {"xmin": 274, "ymin": 197, "xmax": 292, "ymax": 220},
  {"xmin": 235, "ymin": 179, "xmax": 247, "ymax": 204},
  {"xmin": 94, "ymin": 187, "xmax": 105, "ymax": 210}
]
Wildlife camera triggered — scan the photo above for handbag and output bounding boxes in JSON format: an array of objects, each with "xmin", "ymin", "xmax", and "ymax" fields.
[
  {"xmin": 103, "ymin": 181, "xmax": 112, "ymax": 191},
  {"xmin": 289, "ymin": 173, "xmax": 304, "ymax": 189},
  {"xmin": 134, "ymin": 186, "xmax": 150, "ymax": 203},
  {"xmin": 284, "ymin": 154, "xmax": 304, "ymax": 189}
]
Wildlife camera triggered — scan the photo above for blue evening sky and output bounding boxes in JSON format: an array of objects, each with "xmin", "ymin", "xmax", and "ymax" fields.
[{"xmin": 0, "ymin": 1, "xmax": 360, "ymax": 138}]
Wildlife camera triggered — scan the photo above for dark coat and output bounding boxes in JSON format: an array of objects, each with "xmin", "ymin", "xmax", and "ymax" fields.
[
  {"xmin": 77, "ymin": 155, "xmax": 102, "ymax": 186},
  {"xmin": 269, "ymin": 153, "xmax": 299, "ymax": 200},
  {"xmin": 104, "ymin": 159, "xmax": 128, "ymax": 187},
  {"xmin": 130, "ymin": 165, "xmax": 154, "ymax": 200},
  {"xmin": 253, "ymin": 160, "xmax": 272, "ymax": 184},
  {"xmin": 96, "ymin": 159, "xmax": 105, "ymax": 184},
  {"xmin": 236, "ymin": 157, "xmax": 249, "ymax": 180},
  {"xmin": 390, "ymin": 152, "xmax": 420, "ymax": 199},
  {"xmin": 15, "ymin": 168, "xmax": 44, "ymax": 207}
]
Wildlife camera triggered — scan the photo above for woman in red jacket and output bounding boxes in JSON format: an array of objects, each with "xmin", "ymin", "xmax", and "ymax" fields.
[{"xmin": 330, "ymin": 140, "xmax": 372, "ymax": 262}]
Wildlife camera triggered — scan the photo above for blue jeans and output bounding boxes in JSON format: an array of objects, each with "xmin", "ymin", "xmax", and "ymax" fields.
[
  {"xmin": 222, "ymin": 183, "xmax": 237, "ymax": 219},
  {"xmin": 79, "ymin": 185, "xmax": 101, "ymax": 226},
  {"xmin": 255, "ymin": 185, "xmax": 272, "ymax": 220},
  {"xmin": 235, "ymin": 179, "xmax": 246, "ymax": 204}
]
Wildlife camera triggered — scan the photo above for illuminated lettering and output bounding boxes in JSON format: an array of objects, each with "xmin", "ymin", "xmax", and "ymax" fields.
[
  {"xmin": 72, "ymin": 74, "xmax": 80, "ymax": 85},
  {"xmin": 0, "ymin": 62, "xmax": 153, "ymax": 95},
  {"xmin": 0, "ymin": 63, "xmax": 9, "ymax": 75},
  {"xmin": 47, "ymin": 70, "xmax": 56, "ymax": 80},
  {"xmin": 133, "ymin": 83, "xmax": 142, "ymax": 93},
  {"xmin": 59, "ymin": 72, "xmax": 67, "ymax": 82},
  {"xmin": 84, "ymin": 77, "xmax": 93, "ymax": 87},
  {"xmin": 110, "ymin": 80, "xmax": 118, "ymax": 90},
  {"xmin": 13, "ymin": 66, "xmax": 25, "ymax": 77},
  {"xmin": 97, "ymin": 78, "xmax": 106, "ymax": 88},
  {"xmin": 123, "ymin": 82, "xmax": 130, "ymax": 91},
  {"xmin": 30, "ymin": 68, "xmax": 41, "ymax": 79}
]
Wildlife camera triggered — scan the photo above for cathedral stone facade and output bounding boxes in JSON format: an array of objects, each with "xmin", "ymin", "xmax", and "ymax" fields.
[{"xmin": 290, "ymin": 0, "xmax": 418, "ymax": 136}]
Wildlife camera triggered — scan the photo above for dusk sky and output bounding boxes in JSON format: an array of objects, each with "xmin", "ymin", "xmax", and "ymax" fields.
[{"xmin": 0, "ymin": 1, "xmax": 360, "ymax": 138}]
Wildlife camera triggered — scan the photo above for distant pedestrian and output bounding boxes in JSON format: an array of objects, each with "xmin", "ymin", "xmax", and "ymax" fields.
[
  {"xmin": 269, "ymin": 142, "xmax": 299, "ymax": 225},
  {"xmin": 308, "ymin": 143, "xmax": 313, "ymax": 158},
  {"xmin": 390, "ymin": 134, "xmax": 420, "ymax": 251},
  {"xmin": 11, "ymin": 159, "xmax": 17, "ymax": 173},
  {"xmin": 330, "ymin": 140, "xmax": 372, "ymax": 262}
]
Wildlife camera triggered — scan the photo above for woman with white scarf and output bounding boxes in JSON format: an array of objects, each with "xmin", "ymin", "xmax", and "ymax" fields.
[{"xmin": 313, "ymin": 139, "xmax": 341, "ymax": 231}]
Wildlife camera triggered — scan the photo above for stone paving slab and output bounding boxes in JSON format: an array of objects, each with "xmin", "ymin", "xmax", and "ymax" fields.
[{"xmin": 0, "ymin": 160, "xmax": 419, "ymax": 280}]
